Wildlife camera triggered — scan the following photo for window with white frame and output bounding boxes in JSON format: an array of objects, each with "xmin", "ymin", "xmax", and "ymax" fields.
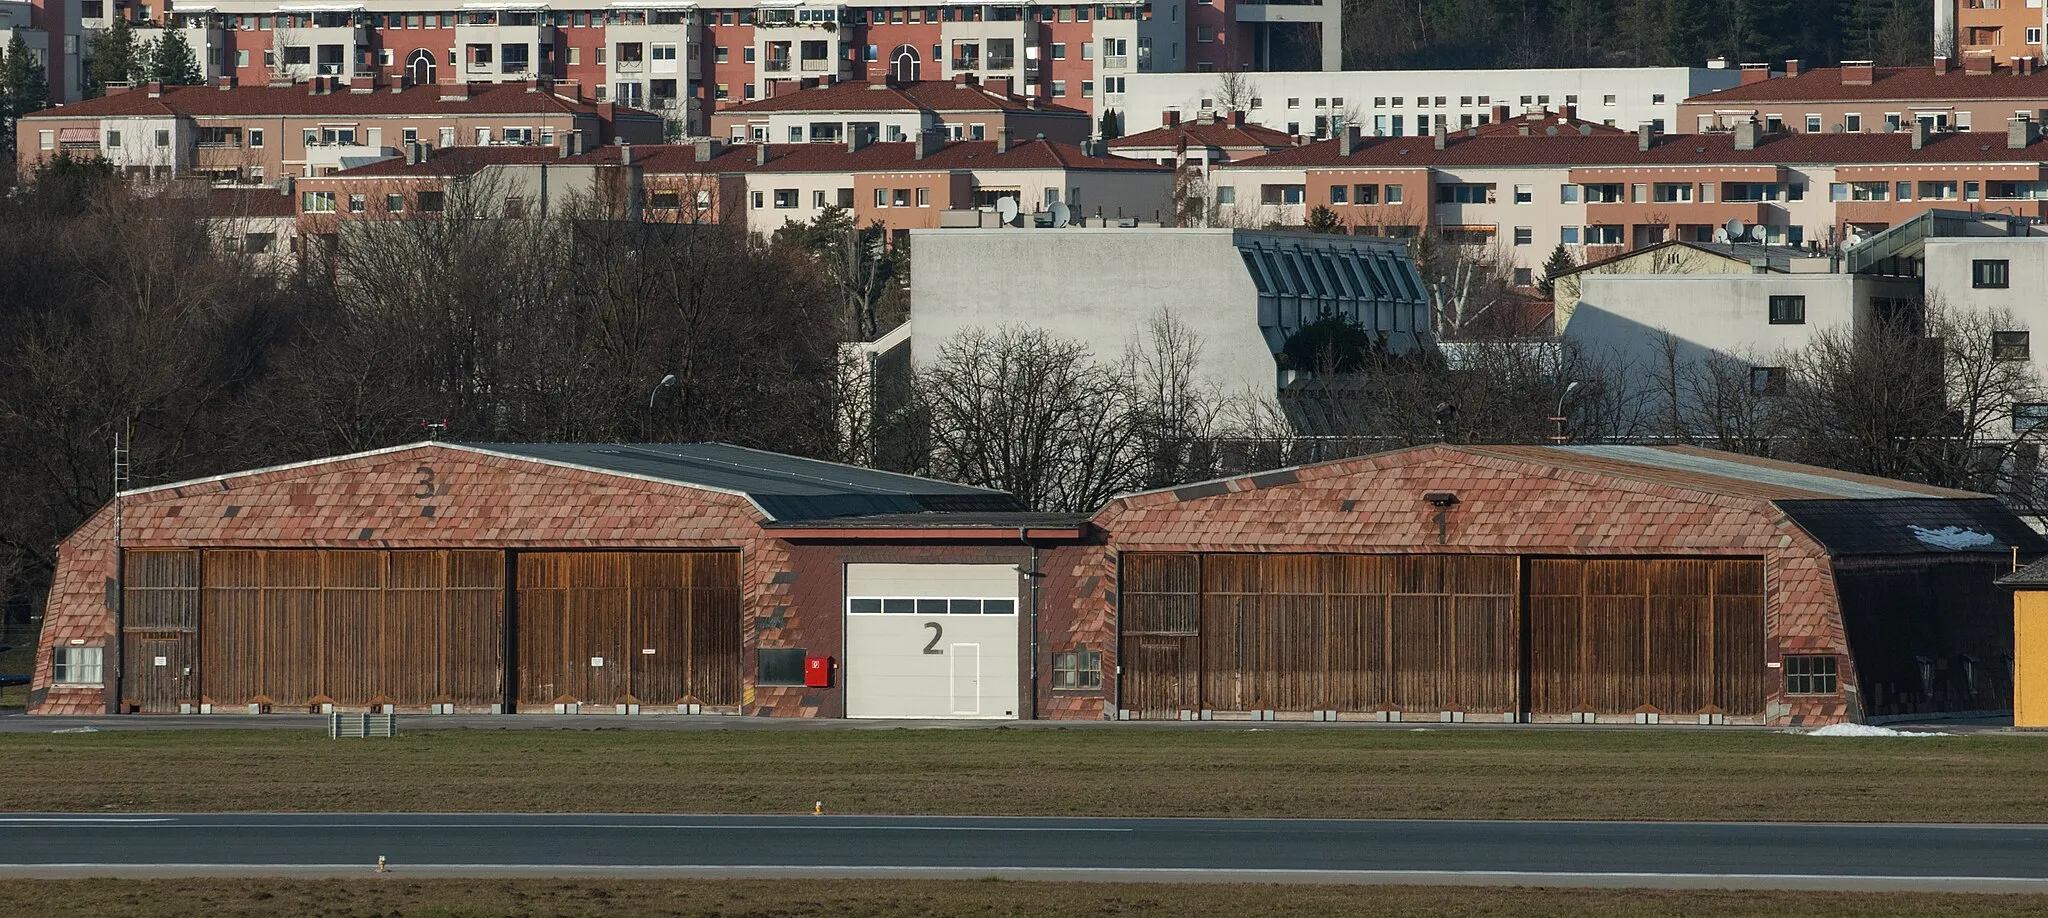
[{"xmin": 53, "ymin": 646, "xmax": 104, "ymax": 685}]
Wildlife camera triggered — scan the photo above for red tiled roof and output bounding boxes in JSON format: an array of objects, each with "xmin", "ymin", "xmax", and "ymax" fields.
[
  {"xmin": 330, "ymin": 138, "xmax": 1170, "ymax": 180},
  {"xmin": 194, "ymin": 186, "xmax": 299, "ymax": 217},
  {"xmin": 1112, "ymin": 119, "xmax": 1296, "ymax": 151},
  {"xmin": 718, "ymin": 80, "xmax": 1087, "ymax": 117},
  {"xmin": 325, "ymin": 145, "xmax": 568, "ymax": 179},
  {"xmin": 25, "ymin": 81, "xmax": 645, "ymax": 120},
  {"xmin": 1219, "ymin": 128, "xmax": 2048, "ymax": 170},
  {"xmin": 1685, "ymin": 66, "xmax": 2048, "ymax": 104}
]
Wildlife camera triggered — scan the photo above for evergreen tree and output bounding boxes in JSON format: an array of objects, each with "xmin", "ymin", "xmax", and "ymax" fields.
[
  {"xmin": 1304, "ymin": 205, "xmax": 1346, "ymax": 234},
  {"xmin": 1097, "ymin": 110, "xmax": 1122, "ymax": 142},
  {"xmin": 1538, "ymin": 243, "xmax": 1577, "ymax": 297},
  {"xmin": 1, "ymin": 33, "xmax": 51, "ymax": 167},
  {"xmin": 87, "ymin": 17, "xmax": 140, "ymax": 95},
  {"xmin": 145, "ymin": 29, "xmax": 204, "ymax": 85}
]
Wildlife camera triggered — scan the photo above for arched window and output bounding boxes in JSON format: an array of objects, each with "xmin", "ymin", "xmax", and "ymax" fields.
[
  {"xmin": 406, "ymin": 49, "xmax": 438, "ymax": 88},
  {"xmin": 890, "ymin": 44, "xmax": 920, "ymax": 83}
]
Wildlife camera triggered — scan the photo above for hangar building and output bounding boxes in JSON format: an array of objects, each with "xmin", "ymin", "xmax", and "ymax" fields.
[{"xmin": 30, "ymin": 442, "xmax": 2036, "ymax": 726}]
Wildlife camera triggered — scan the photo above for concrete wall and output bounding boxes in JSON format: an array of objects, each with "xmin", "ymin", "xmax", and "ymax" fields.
[{"xmin": 909, "ymin": 227, "xmax": 1279, "ymax": 400}]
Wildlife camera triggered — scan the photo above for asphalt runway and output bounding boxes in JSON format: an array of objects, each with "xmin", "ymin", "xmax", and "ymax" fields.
[{"xmin": 2, "ymin": 813, "xmax": 2046, "ymax": 891}]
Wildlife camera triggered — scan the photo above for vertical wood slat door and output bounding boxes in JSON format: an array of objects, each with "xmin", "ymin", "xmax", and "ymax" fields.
[
  {"xmin": 1120, "ymin": 553, "xmax": 1202, "ymax": 718},
  {"xmin": 1526, "ymin": 557, "xmax": 1766, "ymax": 717},
  {"xmin": 120, "ymin": 550, "xmax": 200, "ymax": 712},
  {"xmin": 516, "ymin": 551, "xmax": 742, "ymax": 708}
]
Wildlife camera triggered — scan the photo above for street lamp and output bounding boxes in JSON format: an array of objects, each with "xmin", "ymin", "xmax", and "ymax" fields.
[{"xmin": 1550, "ymin": 381, "xmax": 1583, "ymax": 444}]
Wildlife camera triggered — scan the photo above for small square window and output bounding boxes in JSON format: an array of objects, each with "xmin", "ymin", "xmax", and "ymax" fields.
[
  {"xmin": 52, "ymin": 646, "xmax": 104, "ymax": 685},
  {"xmin": 1784, "ymin": 655, "xmax": 1838, "ymax": 695},
  {"xmin": 1974, "ymin": 259, "xmax": 2011, "ymax": 289},
  {"xmin": 1052, "ymin": 650, "xmax": 1102, "ymax": 691},
  {"xmin": 1513, "ymin": 226, "xmax": 1533, "ymax": 246},
  {"xmin": 1768, "ymin": 295, "xmax": 1806, "ymax": 325},
  {"xmin": 1751, "ymin": 366, "xmax": 1787, "ymax": 396},
  {"xmin": 2016, "ymin": 403, "xmax": 2048, "ymax": 432},
  {"xmin": 758, "ymin": 648, "xmax": 807, "ymax": 685},
  {"xmin": 1995, "ymin": 331, "xmax": 2032, "ymax": 361}
]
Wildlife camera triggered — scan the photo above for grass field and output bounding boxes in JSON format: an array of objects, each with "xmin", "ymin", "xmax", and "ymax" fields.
[
  {"xmin": 0, "ymin": 727, "xmax": 2041, "ymax": 821},
  {"xmin": 0, "ymin": 878, "xmax": 2044, "ymax": 917},
  {"xmin": 0, "ymin": 625, "xmax": 33, "ymax": 711}
]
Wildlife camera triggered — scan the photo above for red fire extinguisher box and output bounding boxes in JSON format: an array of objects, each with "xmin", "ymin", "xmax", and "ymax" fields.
[{"xmin": 804, "ymin": 656, "xmax": 833, "ymax": 688}]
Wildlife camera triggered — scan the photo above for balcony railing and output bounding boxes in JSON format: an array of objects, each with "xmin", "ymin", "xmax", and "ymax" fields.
[
  {"xmin": 951, "ymin": 57, "xmax": 980, "ymax": 70},
  {"xmin": 764, "ymin": 59, "xmax": 792, "ymax": 72},
  {"xmin": 616, "ymin": 59, "xmax": 645, "ymax": 72},
  {"xmin": 801, "ymin": 58, "xmax": 831, "ymax": 72},
  {"xmin": 1103, "ymin": 55, "xmax": 1128, "ymax": 69},
  {"xmin": 987, "ymin": 55, "xmax": 1014, "ymax": 70}
]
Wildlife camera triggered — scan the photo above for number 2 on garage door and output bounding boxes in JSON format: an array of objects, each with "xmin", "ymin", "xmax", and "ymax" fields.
[{"xmin": 923, "ymin": 621, "xmax": 944, "ymax": 654}]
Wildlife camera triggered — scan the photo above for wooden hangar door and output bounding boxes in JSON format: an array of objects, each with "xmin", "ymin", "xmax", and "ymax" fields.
[
  {"xmin": 515, "ymin": 552, "xmax": 741, "ymax": 709},
  {"xmin": 1119, "ymin": 553, "xmax": 1519, "ymax": 719},
  {"xmin": 122, "ymin": 549, "xmax": 505, "ymax": 711},
  {"xmin": 1525, "ymin": 558, "xmax": 1766, "ymax": 718}
]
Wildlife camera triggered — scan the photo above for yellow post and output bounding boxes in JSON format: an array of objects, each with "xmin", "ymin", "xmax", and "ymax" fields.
[{"xmin": 2018, "ymin": 591, "xmax": 2048, "ymax": 728}]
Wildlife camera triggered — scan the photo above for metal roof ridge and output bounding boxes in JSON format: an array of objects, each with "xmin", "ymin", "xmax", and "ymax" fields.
[
  {"xmin": 116, "ymin": 441, "xmax": 432, "ymax": 499},
  {"xmin": 447, "ymin": 442, "xmax": 774, "ymax": 518},
  {"xmin": 647, "ymin": 442, "xmax": 1011, "ymax": 496}
]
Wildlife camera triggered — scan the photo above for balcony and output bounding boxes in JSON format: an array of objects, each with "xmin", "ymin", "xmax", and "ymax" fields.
[
  {"xmin": 801, "ymin": 57, "xmax": 831, "ymax": 72},
  {"xmin": 1103, "ymin": 55, "xmax": 1128, "ymax": 69},
  {"xmin": 764, "ymin": 58, "xmax": 793, "ymax": 73},
  {"xmin": 616, "ymin": 59, "xmax": 645, "ymax": 73}
]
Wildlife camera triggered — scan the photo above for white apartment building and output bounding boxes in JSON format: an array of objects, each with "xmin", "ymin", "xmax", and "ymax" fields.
[{"xmin": 1115, "ymin": 66, "xmax": 1743, "ymax": 139}]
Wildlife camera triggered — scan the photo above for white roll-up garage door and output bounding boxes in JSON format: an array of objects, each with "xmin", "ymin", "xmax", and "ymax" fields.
[{"xmin": 844, "ymin": 563, "xmax": 1021, "ymax": 719}]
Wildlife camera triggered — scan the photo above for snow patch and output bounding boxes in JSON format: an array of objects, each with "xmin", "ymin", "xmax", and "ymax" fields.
[
  {"xmin": 1908, "ymin": 525, "xmax": 1997, "ymax": 551},
  {"xmin": 1806, "ymin": 723, "xmax": 1951, "ymax": 738},
  {"xmin": 50, "ymin": 726, "xmax": 99, "ymax": 734}
]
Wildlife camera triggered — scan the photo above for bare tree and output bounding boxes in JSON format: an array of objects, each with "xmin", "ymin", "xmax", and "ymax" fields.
[{"xmin": 1212, "ymin": 71, "xmax": 1260, "ymax": 112}]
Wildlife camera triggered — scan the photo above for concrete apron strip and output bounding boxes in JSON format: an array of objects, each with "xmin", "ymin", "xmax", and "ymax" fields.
[{"xmin": 1, "ymin": 864, "xmax": 2045, "ymax": 892}]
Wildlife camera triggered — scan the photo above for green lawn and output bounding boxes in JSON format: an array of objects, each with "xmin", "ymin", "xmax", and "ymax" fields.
[
  {"xmin": 0, "ymin": 625, "xmax": 33, "ymax": 711},
  {"xmin": 0, "ymin": 879, "xmax": 2043, "ymax": 918},
  {"xmin": 0, "ymin": 727, "xmax": 2041, "ymax": 822}
]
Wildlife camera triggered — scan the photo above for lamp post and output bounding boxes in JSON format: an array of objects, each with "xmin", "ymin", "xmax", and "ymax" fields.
[
  {"xmin": 1550, "ymin": 380, "xmax": 1583, "ymax": 444},
  {"xmin": 645, "ymin": 374, "xmax": 677, "ymax": 441}
]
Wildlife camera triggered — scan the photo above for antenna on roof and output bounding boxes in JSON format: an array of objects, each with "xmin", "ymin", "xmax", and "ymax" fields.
[
  {"xmin": 1049, "ymin": 200, "xmax": 1070, "ymax": 228},
  {"xmin": 995, "ymin": 196, "xmax": 1019, "ymax": 227},
  {"xmin": 1725, "ymin": 218, "xmax": 1746, "ymax": 242},
  {"xmin": 1749, "ymin": 225, "xmax": 1768, "ymax": 243}
]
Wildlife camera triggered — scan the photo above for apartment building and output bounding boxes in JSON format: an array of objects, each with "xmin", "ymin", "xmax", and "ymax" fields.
[
  {"xmin": 15, "ymin": 79, "xmax": 660, "ymax": 182},
  {"xmin": 707, "ymin": 75, "xmax": 1091, "ymax": 145},
  {"xmin": 7, "ymin": 0, "xmax": 84, "ymax": 103},
  {"xmin": 63, "ymin": 0, "xmax": 1335, "ymax": 137},
  {"xmin": 1115, "ymin": 66, "xmax": 1742, "ymax": 140},
  {"xmin": 1952, "ymin": 0, "xmax": 2046, "ymax": 64},
  {"xmin": 1211, "ymin": 110, "xmax": 2048, "ymax": 281},
  {"xmin": 1108, "ymin": 108, "xmax": 1292, "ymax": 164},
  {"xmin": 294, "ymin": 132, "xmax": 1174, "ymax": 240},
  {"xmin": 1679, "ymin": 59, "xmax": 2048, "ymax": 135}
]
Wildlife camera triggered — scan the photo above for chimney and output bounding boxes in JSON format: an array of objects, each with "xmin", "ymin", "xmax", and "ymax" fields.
[
  {"xmin": 1842, "ymin": 60, "xmax": 1875, "ymax": 85},
  {"xmin": 1517, "ymin": 122, "xmax": 1531, "ymax": 137},
  {"xmin": 1637, "ymin": 122, "xmax": 1654, "ymax": 152},
  {"xmin": 1081, "ymin": 138, "xmax": 1097, "ymax": 157},
  {"xmin": 996, "ymin": 126, "xmax": 1013, "ymax": 154},
  {"xmin": 1966, "ymin": 51, "xmax": 1995, "ymax": 75},
  {"xmin": 217, "ymin": 76, "xmax": 234, "ymax": 91},
  {"xmin": 1935, "ymin": 54, "xmax": 1952, "ymax": 75},
  {"xmin": 1912, "ymin": 119, "xmax": 1929, "ymax": 149},
  {"xmin": 403, "ymin": 141, "xmax": 421, "ymax": 165},
  {"xmin": 558, "ymin": 132, "xmax": 573, "ymax": 159},
  {"xmin": 1163, "ymin": 110, "xmax": 1180, "ymax": 127},
  {"xmin": 1560, "ymin": 104, "xmax": 1577, "ymax": 122},
  {"xmin": 916, "ymin": 128, "xmax": 943, "ymax": 160},
  {"xmin": 620, "ymin": 142, "xmax": 634, "ymax": 166},
  {"xmin": 1739, "ymin": 63, "xmax": 1772, "ymax": 85},
  {"xmin": 564, "ymin": 131, "xmax": 584, "ymax": 157},
  {"xmin": 1734, "ymin": 118, "xmax": 1759, "ymax": 151},
  {"xmin": 756, "ymin": 143, "xmax": 771, "ymax": 166},
  {"xmin": 1433, "ymin": 123, "xmax": 1448, "ymax": 151},
  {"xmin": 953, "ymin": 72, "xmax": 969, "ymax": 85},
  {"xmin": 146, "ymin": 81, "xmax": 164, "ymax": 98},
  {"xmin": 280, "ymin": 176, "xmax": 295, "ymax": 198},
  {"xmin": 1785, "ymin": 59, "xmax": 1802, "ymax": 78},
  {"xmin": 849, "ymin": 126, "xmax": 871, "ymax": 153},
  {"xmin": 984, "ymin": 76, "xmax": 1012, "ymax": 97},
  {"xmin": 1491, "ymin": 104, "xmax": 1510, "ymax": 124},
  {"xmin": 1233, "ymin": 111, "xmax": 1247, "ymax": 128},
  {"xmin": 1339, "ymin": 124, "xmax": 1362, "ymax": 156},
  {"xmin": 2010, "ymin": 116, "xmax": 2038, "ymax": 150},
  {"xmin": 694, "ymin": 138, "xmax": 717, "ymax": 162},
  {"xmin": 764, "ymin": 80, "xmax": 781, "ymax": 100}
]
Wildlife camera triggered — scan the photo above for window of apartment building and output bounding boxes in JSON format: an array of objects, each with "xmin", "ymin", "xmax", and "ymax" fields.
[
  {"xmin": 917, "ymin": 188, "xmax": 931, "ymax": 207},
  {"xmin": 1975, "ymin": 259, "xmax": 2012, "ymax": 289},
  {"xmin": 385, "ymin": 194, "xmax": 404, "ymax": 213},
  {"xmin": 1784, "ymin": 655, "xmax": 1838, "ymax": 695},
  {"xmin": 812, "ymin": 190, "xmax": 827, "ymax": 209},
  {"xmin": 1885, "ymin": 112, "xmax": 1902, "ymax": 131},
  {"xmin": 1354, "ymin": 184, "xmax": 1378, "ymax": 205},
  {"xmin": 772, "ymin": 189, "xmax": 798, "ymax": 209},
  {"xmin": 1804, "ymin": 114, "xmax": 1822, "ymax": 133},
  {"xmin": 1845, "ymin": 113, "xmax": 1862, "ymax": 132},
  {"xmin": 1750, "ymin": 366, "xmax": 1787, "ymax": 396},
  {"xmin": 244, "ymin": 128, "xmax": 263, "ymax": 149},
  {"xmin": 873, "ymin": 188, "xmax": 888, "ymax": 208},
  {"xmin": 1330, "ymin": 185, "xmax": 1348, "ymax": 204},
  {"xmin": 1583, "ymin": 183, "xmax": 1623, "ymax": 203},
  {"xmin": 1585, "ymin": 225, "xmax": 1623, "ymax": 245},
  {"xmin": 1560, "ymin": 226, "xmax": 1581, "ymax": 244},
  {"xmin": 714, "ymin": 83, "xmax": 729, "ymax": 101},
  {"xmin": 2018, "ymin": 404, "xmax": 2048, "ymax": 432},
  {"xmin": 1966, "ymin": 180, "xmax": 1983, "ymax": 202},
  {"xmin": 1260, "ymin": 184, "xmax": 1306, "ymax": 205},
  {"xmin": 52, "ymin": 646, "xmax": 103, "ymax": 685},
  {"xmin": 302, "ymin": 191, "xmax": 336, "ymax": 213},
  {"xmin": 1050, "ymin": 42, "xmax": 1066, "ymax": 61},
  {"xmin": 1513, "ymin": 184, "xmax": 1532, "ymax": 204},
  {"xmin": 1513, "ymin": 227, "xmax": 1533, "ymax": 246},
  {"xmin": 743, "ymin": 47, "xmax": 754, "ymax": 63},
  {"xmin": 1989, "ymin": 181, "xmax": 2048, "ymax": 200},
  {"xmin": 1513, "ymin": 267, "xmax": 1534, "ymax": 286},
  {"xmin": 1287, "ymin": 97, "xmax": 1300, "ymax": 109},
  {"xmin": 1995, "ymin": 331, "xmax": 2032, "ymax": 361},
  {"xmin": 1051, "ymin": 80, "xmax": 1066, "ymax": 98},
  {"xmin": 154, "ymin": 130, "xmax": 170, "ymax": 148},
  {"xmin": 1436, "ymin": 183, "xmax": 1494, "ymax": 204},
  {"xmin": 1651, "ymin": 93, "xmax": 1666, "ymax": 104},
  {"xmin": 1652, "ymin": 183, "xmax": 1692, "ymax": 203},
  {"xmin": 1558, "ymin": 184, "xmax": 1581, "ymax": 204},
  {"xmin": 104, "ymin": 129, "xmax": 122, "ymax": 148},
  {"xmin": 837, "ymin": 188, "xmax": 855, "ymax": 207},
  {"xmin": 347, "ymin": 194, "xmax": 365, "ymax": 213},
  {"xmin": 1385, "ymin": 184, "xmax": 1403, "ymax": 204},
  {"xmin": 1052, "ymin": 650, "xmax": 1102, "ymax": 691},
  {"xmin": 892, "ymin": 189, "xmax": 911, "ymax": 207},
  {"xmin": 1896, "ymin": 181, "xmax": 1914, "ymax": 201},
  {"xmin": 788, "ymin": 126, "xmax": 803, "ymax": 142},
  {"xmin": 649, "ymin": 191, "xmax": 681, "ymax": 209},
  {"xmin": 37, "ymin": 130, "xmax": 52, "ymax": 151},
  {"xmin": 2031, "ymin": 27, "xmax": 2044, "ymax": 45},
  {"xmin": 1082, "ymin": 81, "xmax": 1095, "ymax": 99},
  {"xmin": 440, "ymin": 127, "xmax": 456, "ymax": 148},
  {"xmin": 1629, "ymin": 183, "xmax": 1648, "ymax": 203},
  {"xmin": 1768, "ymin": 295, "xmax": 1806, "ymax": 325}
]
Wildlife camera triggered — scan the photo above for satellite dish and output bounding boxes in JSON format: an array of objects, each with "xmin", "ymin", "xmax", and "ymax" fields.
[
  {"xmin": 1725, "ymin": 218, "xmax": 1746, "ymax": 240},
  {"xmin": 1749, "ymin": 225, "xmax": 1767, "ymax": 243},
  {"xmin": 1049, "ymin": 200, "xmax": 1070, "ymax": 228},
  {"xmin": 995, "ymin": 196, "xmax": 1019, "ymax": 226},
  {"xmin": 1714, "ymin": 229, "xmax": 1730, "ymax": 243}
]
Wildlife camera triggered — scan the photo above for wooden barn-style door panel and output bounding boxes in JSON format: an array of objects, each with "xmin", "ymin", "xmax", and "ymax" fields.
[
  {"xmin": 1527, "ymin": 557, "xmax": 1765, "ymax": 717},
  {"xmin": 516, "ymin": 551, "xmax": 740, "ymax": 708},
  {"xmin": 1118, "ymin": 552, "xmax": 1519, "ymax": 719}
]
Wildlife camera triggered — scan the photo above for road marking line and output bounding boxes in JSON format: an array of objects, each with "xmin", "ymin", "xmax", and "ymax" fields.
[
  {"xmin": 0, "ymin": 818, "xmax": 176, "ymax": 824},
  {"xmin": 74, "ymin": 824, "xmax": 1132, "ymax": 832},
  {"xmin": 0, "ymin": 865, "xmax": 2043, "ymax": 883}
]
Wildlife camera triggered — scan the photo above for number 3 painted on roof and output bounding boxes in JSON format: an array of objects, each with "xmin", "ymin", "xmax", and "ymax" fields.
[{"xmin": 414, "ymin": 465, "xmax": 436, "ymax": 499}]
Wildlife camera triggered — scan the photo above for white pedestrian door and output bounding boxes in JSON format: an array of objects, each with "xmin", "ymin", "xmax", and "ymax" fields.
[{"xmin": 844, "ymin": 564, "xmax": 1019, "ymax": 719}]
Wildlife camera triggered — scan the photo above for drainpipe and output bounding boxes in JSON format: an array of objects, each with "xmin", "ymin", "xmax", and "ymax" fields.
[{"xmin": 1019, "ymin": 527, "xmax": 1040, "ymax": 720}]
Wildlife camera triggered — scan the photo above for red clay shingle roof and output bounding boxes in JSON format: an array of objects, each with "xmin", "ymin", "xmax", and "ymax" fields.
[
  {"xmin": 718, "ymin": 80, "xmax": 1087, "ymax": 117},
  {"xmin": 330, "ymin": 138, "xmax": 1172, "ymax": 180},
  {"xmin": 1112, "ymin": 119, "xmax": 1297, "ymax": 151},
  {"xmin": 324, "ymin": 146, "xmax": 569, "ymax": 179},
  {"xmin": 1685, "ymin": 65, "xmax": 2048, "ymax": 104},
  {"xmin": 194, "ymin": 186, "xmax": 299, "ymax": 217},
  {"xmin": 1219, "ymin": 128, "xmax": 2048, "ymax": 170},
  {"xmin": 26, "ymin": 82, "xmax": 643, "ymax": 120}
]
